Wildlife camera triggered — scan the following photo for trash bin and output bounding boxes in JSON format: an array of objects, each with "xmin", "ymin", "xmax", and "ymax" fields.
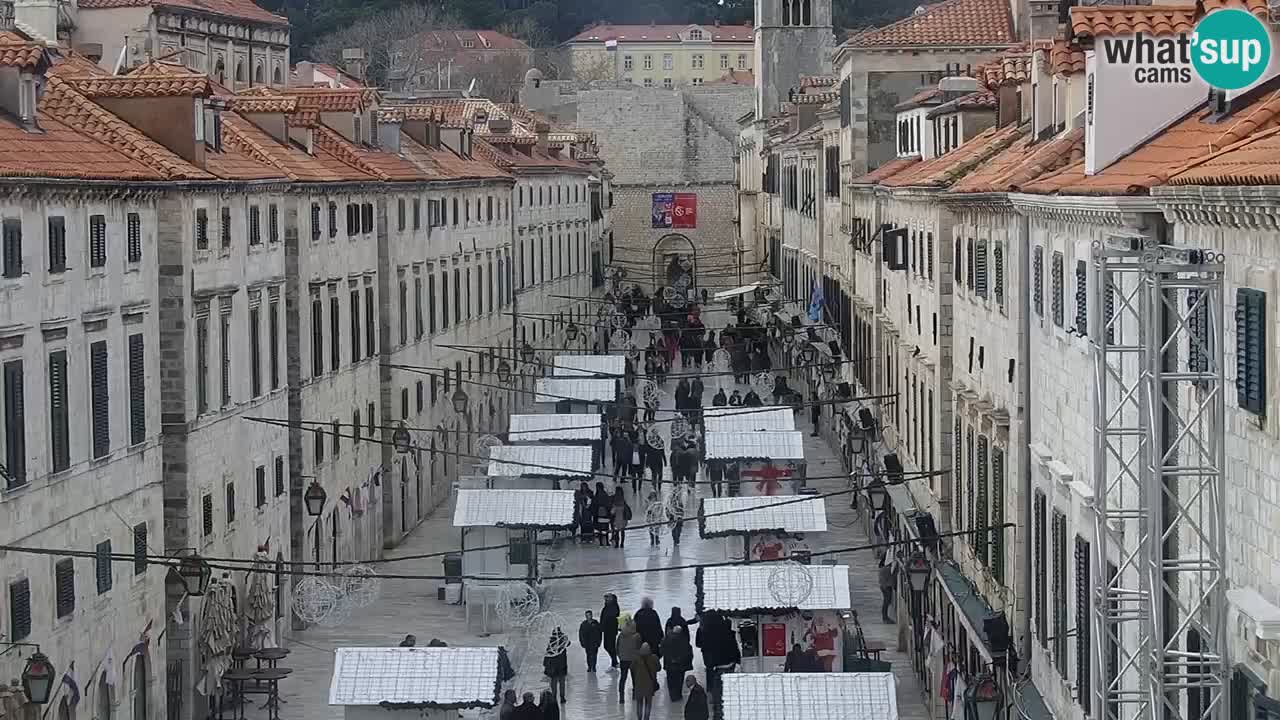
[{"xmin": 442, "ymin": 552, "xmax": 462, "ymax": 584}]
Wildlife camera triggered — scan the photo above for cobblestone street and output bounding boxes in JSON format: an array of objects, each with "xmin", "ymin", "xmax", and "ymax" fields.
[{"xmin": 242, "ymin": 355, "xmax": 932, "ymax": 720}]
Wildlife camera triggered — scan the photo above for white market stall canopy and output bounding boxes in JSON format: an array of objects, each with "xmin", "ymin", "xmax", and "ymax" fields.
[
  {"xmin": 720, "ymin": 673, "xmax": 898, "ymax": 720},
  {"xmin": 698, "ymin": 564, "xmax": 851, "ymax": 612},
  {"xmin": 713, "ymin": 282, "xmax": 763, "ymax": 300},
  {"xmin": 486, "ymin": 445, "xmax": 593, "ymax": 478},
  {"xmin": 700, "ymin": 496, "xmax": 827, "ymax": 536},
  {"xmin": 453, "ymin": 489, "xmax": 577, "ymax": 529},
  {"xmin": 705, "ymin": 431, "xmax": 805, "ymax": 461},
  {"xmin": 508, "ymin": 413, "xmax": 600, "ymax": 442},
  {"xmin": 328, "ymin": 646, "xmax": 500, "ymax": 708},
  {"xmin": 553, "ymin": 354, "xmax": 625, "ymax": 378},
  {"xmin": 704, "ymin": 407, "xmax": 796, "ymax": 433},
  {"xmin": 534, "ymin": 377, "xmax": 617, "ymax": 404}
]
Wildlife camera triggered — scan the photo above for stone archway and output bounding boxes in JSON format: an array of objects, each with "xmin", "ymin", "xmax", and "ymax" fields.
[{"xmin": 652, "ymin": 233, "xmax": 697, "ymax": 297}]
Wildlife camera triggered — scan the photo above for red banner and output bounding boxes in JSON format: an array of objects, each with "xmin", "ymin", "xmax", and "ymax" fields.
[
  {"xmin": 672, "ymin": 193, "xmax": 697, "ymax": 228},
  {"xmin": 762, "ymin": 623, "xmax": 788, "ymax": 656}
]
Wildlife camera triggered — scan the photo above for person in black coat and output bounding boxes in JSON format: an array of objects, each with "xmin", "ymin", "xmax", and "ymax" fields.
[
  {"xmin": 712, "ymin": 388, "xmax": 727, "ymax": 406},
  {"xmin": 543, "ymin": 629, "xmax": 569, "ymax": 702},
  {"xmin": 684, "ymin": 676, "xmax": 710, "ymax": 720},
  {"xmin": 600, "ymin": 593, "xmax": 621, "ymax": 668},
  {"xmin": 612, "ymin": 431, "xmax": 633, "ymax": 481},
  {"xmin": 579, "ymin": 610, "xmax": 603, "ymax": 672},
  {"xmin": 707, "ymin": 460, "xmax": 724, "ymax": 498},
  {"xmin": 645, "ymin": 439, "xmax": 666, "ymax": 490},
  {"xmin": 514, "ymin": 692, "xmax": 540, "ymax": 720},
  {"xmin": 665, "ymin": 607, "xmax": 698, "ymax": 636},
  {"xmin": 634, "ymin": 597, "xmax": 664, "ymax": 659}
]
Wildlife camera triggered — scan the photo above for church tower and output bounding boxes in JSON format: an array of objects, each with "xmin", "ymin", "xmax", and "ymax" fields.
[{"xmin": 753, "ymin": 0, "xmax": 834, "ymax": 119}]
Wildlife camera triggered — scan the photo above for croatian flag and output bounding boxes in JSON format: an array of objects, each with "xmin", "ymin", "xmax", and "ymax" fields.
[
  {"xmin": 124, "ymin": 619, "xmax": 154, "ymax": 666},
  {"xmin": 62, "ymin": 662, "xmax": 81, "ymax": 707}
]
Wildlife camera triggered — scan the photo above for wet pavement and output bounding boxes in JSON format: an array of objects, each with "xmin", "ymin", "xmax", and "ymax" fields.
[{"xmin": 241, "ymin": 316, "xmax": 931, "ymax": 720}]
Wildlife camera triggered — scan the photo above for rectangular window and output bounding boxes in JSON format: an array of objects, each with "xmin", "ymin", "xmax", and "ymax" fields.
[
  {"xmin": 3, "ymin": 360, "xmax": 24, "ymax": 482},
  {"xmin": 90, "ymin": 340, "xmax": 109, "ymax": 458},
  {"xmin": 1237, "ymin": 288, "xmax": 1267, "ymax": 414},
  {"xmin": 441, "ymin": 272, "xmax": 449, "ymax": 331},
  {"xmin": 329, "ymin": 294, "xmax": 340, "ymax": 371},
  {"xmin": 975, "ymin": 435, "xmax": 989, "ymax": 565},
  {"xmin": 225, "ymin": 481, "xmax": 236, "ymax": 524},
  {"xmin": 416, "ymin": 380, "xmax": 424, "ymax": 413},
  {"xmin": 329, "ymin": 202, "xmax": 338, "ymax": 238},
  {"xmin": 966, "ymin": 238, "xmax": 975, "ymax": 290},
  {"xmin": 128, "ymin": 334, "xmax": 145, "ymax": 445},
  {"xmin": 663, "ymin": 53, "xmax": 673, "ymax": 70},
  {"xmin": 993, "ymin": 243, "xmax": 1005, "ymax": 306},
  {"xmin": 953, "ymin": 417, "xmax": 963, "ymax": 531},
  {"xmin": 220, "ymin": 206, "xmax": 231, "ymax": 248},
  {"xmin": 1075, "ymin": 259, "xmax": 1088, "ymax": 334},
  {"xmin": 399, "ymin": 280, "xmax": 408, "ymax": 345},
  {"xmin": 953, "ymin": 238, "xmax": 963, "ymax": 286},
  {"xmin": 1, "ymin": 218, "xmax": 21, "ymax": 279},
  {"xmin": 202, "ymin": 493, "xmax": 213, "ymax": 537},
  {"xmin": 1033, "ymin": 246, "xmax": 1044, "ymax": 317},
  {"xmin": 346, "ymin": 203, "xmax": 358, "ymax": 236},
  {"xmin": 55, "ymin": 559, "xmax": 74, "ymax": 618},
  {"xmin": 413, "ymin": 199, "xmax": 421, "ymax": 230},
  {"xmin": 196, "ymin": 208, "xmax": 209, "ymax": 250},
  {"xmin": 453, "ymin": 268, "xmax": 461, "ymax": 325},
  {"xmin": 268, "ymin": 204, "xmax": 279, "ymax": 243},
  {"xmin": 48, "ymin": 350, "xmax": 69, "ymax": 473},
  {"xmin": 95, "ymin": 540, "xmax": 112, "ymax": 594},
  {"xmin": 1075, "ymin": 535, "xmax": 1092, "ymax": 706},
  {"xmin": 310, "ymin": 295, "xmax": 323, "ymax": 378},
  {"xmin": 361, "ymin": 203, "xmax": 374, "ymax": 234},
  {"xmin": 248, "ymin": 305, "xmax": 261, "ymax": 397},
  {"xmin": 414, "ymin": 276, "xmax": 424, "ymax": 339},
  {"xmin": 1052, "ymin": 509, "xmax": 1068, "ymax": 669},
  {"xmin": 8, "ymin": 578, "xmax": 31, "ymax": 640},
  {"xmin": 255, "ymin": 465, "xmax": 266, "ymax": 508},
  {"xmin": 132, "ymin": 523, "xmax": 147, "ymax": 575},
  {"xmin": 991, "ymin": 447, "xmax": 1006, "ymax": 582},
  {"xmin": 428, "ymin": 273, "xmax": 437, "ymax": 334},
  {"xmin": 197, "ymin": 311, "xmax": 211, "ymax": 411},
  {"xmin": 1051, "ymin": 251, "xmax": 1065, "ymax": 327},
  {"xmin": 248, "ymin": 205, "xmax": 261, "ymax": 245},
  {"xmin": 397, "ymin": 198, "xmax": 406, "ymax": 231},
  {"xmin": 975, "ymin": 240, "xmax": 988, "ymax": 298},
  {"xmin": 367, "ymin": 402, "xmax": 375, "ymax": 439},
  {"xmin": 268, "ymin": 297, "xmax": 280, "ymax": 390},
  {"xmin": 89, "ymin": 214, "xmax": 106, "ymax": 267},
  {"xmin": 1035, "ymin": 491, "xmax": 1047, "ymax": 645},
  {"xmin": 310, "ymin": 203, "xmax": 321, "ymax": 242},
  {"xmin": 274, "ymin": 456, "xmax": 285, "ymax": 497},
  {"xmin": 48, "ymin": 216, "xmax": 66, "ymax": 273},
  {"xmin": 350, "ymin": 289, "xmax": 361, "ymax": 362},
  {"xmin": 220, "ymin": 307, "xmax": 232, "ymax": 407},
  {"xmin": 332, "ymin": 420, "xmax": 340, "ymax": 458},
  {"xmin": 126, "ymin": 212, "xmax": 142, "ymax": 263},
  {"xmin": 643, "ymin": 54, "xmax": 652, "ymax": 70},
  {"xmin": 364, "ymin": 287, "xmax": 375, "ymax": 356}
]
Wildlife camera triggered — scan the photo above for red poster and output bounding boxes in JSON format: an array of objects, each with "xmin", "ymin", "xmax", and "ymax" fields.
[
  {"xmin": 672, "ymin": 193, "xmax": 697, "ymax": 228},
  {"xmin": 762, "ymin": 623, "xmax": 787, "ymax": 656}
]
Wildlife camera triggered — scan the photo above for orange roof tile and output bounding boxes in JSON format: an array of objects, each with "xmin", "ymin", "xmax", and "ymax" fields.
[
  {"xmin": 978, "ymin": 45, "xmax": 1030, "ymax": 88},
  {"xmin": 204, "ymin": 143, "xmax": 287, "ymax": 180},
  {"xmin": 847, "ymin": 0, "xmax": 1016, "ymax": 48},
  {"xmin": 895, "ymin": 87, "xmax": 943, "ymax": 111},
  {"xmin": 1070, "ymin": 0, "xmax": 1267, "ymax": 39},
  {"xmin": 77, "ymin": 0, "xmax": 287, "ymax": 26},
  {"xmin": 949, "ymin": 127, "xmax": 1085, "ymax": 193},
  {"xmin": 284, "ymin": 87, "xmax": 379, "ymax": 112},
  {"xmin": 68, "ymin": 70, "xmax": 211, "ymax": 98},
  {"xmin": 228, "ymin": 95, "xmax": 299, "ymax": 113},
  {"xmin": 800, "ymin": 75, "xmax": 837, "ymax": 88},
  {"xmin": 1047, "ymin": 40, "xmax": 1085, "ymax": 75},
  {"xmin": 708, "ymin": 69, "xmax": 754, "ymax": 86},
  {"xmin": 852, "ymin": 156, "xmax": 921, "ymax": 184},
  {"xmin": 928, "ymin": 89, "xmax": 998, "ymax": 117},
  {"xmin": 884, "ymin": 124, "xmax": 1023, "ymax": 187},
  {"xmin": 287, "ymin": 109, "xmax": 320, "ymax": 128},
  {"xmin": 0, "ymin": 111, "xmax": 163, "ymax": 180},
  {"xmin": 1025, "ymin": 91, "xmax": 1280, "ymax": 194},
  {"xmin": 0, "ymin": 31, "xmax": 48, "ymax": 69},
  {"xmin": 220, "ymin": 113, "xmax": 369, "ymax": 182},
  {"xmin": 48, "ymin": 50, "xmax": 113, "ymax": 78},
  {"xmin": 568, "ymin": 22, "xmax": 754, "ymax": 44},
  {"xmin": 1166, "ymin": 125, "xmax": 1280, "ymax": 185},
  {"xmin": 38, "ymin": 75, "xmax": 210, "ymax": 180}
]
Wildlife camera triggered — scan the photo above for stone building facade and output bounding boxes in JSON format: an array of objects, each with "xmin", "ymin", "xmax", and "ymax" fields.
[{"xmin": 564, "ymin": 22, "xmax": 755, "ymax": 87}]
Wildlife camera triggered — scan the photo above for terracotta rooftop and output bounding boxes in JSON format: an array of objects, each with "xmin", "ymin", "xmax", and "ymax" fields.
[
  {"xmin": 220, "ymin": 113, "xmax": 370, "ymax": 183},
  {"xmin": 949, "ymin": 127, "xmax": 1084, "ymax": 193},
  {"xmin": 883, "ymin": 123, "xmax": 1023, "ymax": 187},
  {"xmin": 1070, "ymin": 0, "xmax": 1267, "ymax": 39},
  {"xmin": 77, "ymin": 0, "xmax": 288, "ymax": 26},
  {"xmin": 928, "ymin": 89, "xmax": 998, "ymax": 117},
  {"xmin": 978, "ymin": 45, "xmax": 1030, "ymax": 88},
  {"xmin": 0, "ymin": 31, "xmax": 47, "ymax": 69},
  {"xmin": 1045, "ymin": 39, "xmax": 1085, "ymax": 75},
  {"xmin": 414, "ymin": 29, "xmax": 531, "ymax": 52},
  {"xmin": 1024, "ymin": 90, "xmax": 1280, "ymax": 195},
  {"xmin": 0, "ymin": 111, "xmax": 164, "ymax": 180},
  {"xmin": 709, "ymin": 69, "xmax": 754, "ymax": 86},
  {"xmin": 846, "ymin": 0, "xmax": 1016, "ymax": 48},
  {"xmin": 69, "ymin": 62, "xmax": 211, "ymax": 98},
  {"xmin": 851, "ymin": 155, "xmax": 921, "ymax": 184},
  {"xmin": 228, "ymin": 95, "xmax": 299, "ymax": 113},
  {"xmin": 283, "ymin": 87, "xmax": 379, "ymax": 112},
  {"xmin": 800, "ymin": 75, "xmax": 837, "ymax": 88},
  {"xmin": 894, "ymin": 87, "xmax": 944, "ymax": 111},
  {"xmin": 568, "ymin": 22, "xmax": 754, "ymax": 43},
  {"xmin": 1166, "ymin": 125, "xmax": 1280, "ymax": 186}
]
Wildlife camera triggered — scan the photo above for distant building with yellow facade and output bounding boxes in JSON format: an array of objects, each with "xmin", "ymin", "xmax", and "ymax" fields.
[{"xmin": 563, "ymin": 22, "xmax": 755, "ymax": 87}]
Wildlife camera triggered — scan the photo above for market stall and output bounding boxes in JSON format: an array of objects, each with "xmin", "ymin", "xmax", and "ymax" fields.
[
  {"xmin": 508, "ymin": 412, "xmax": 604, "ymax": 468},
  {"xmin": 533, "ymin": 377, "xmax": 618, "ymax": 414},
  {"xmin": 695, "ymin": 564, "xmax": 852, "ymax": 673},
  {"xmin": 328, "ymin": 646, "xmax": 500, "ymax": 720},
  {"xmin": 705, "ymin": 431, "xmax": 807, "ymax": 496},
  {"xmin": 703, "ymin": 406, "xmax": 796, "ymax": 433},
  {"xmin": 699, "ymin": 495, "xmax": 827, "ymax": 562},
  {"xmin": 718, "ymin": 672, "xmax": 898, "ymax": 720},
  {"xmin": 485, "ymin": 445, "xmax": 593, "ymax": 489},
  {"xmin": 552, "ymin": 354, "xmax": 625, "ymax": 378}
]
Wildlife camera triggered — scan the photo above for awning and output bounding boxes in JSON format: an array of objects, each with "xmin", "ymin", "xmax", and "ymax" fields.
[
  {"xmin": 935, "ymin": 562, "xmax": 1001, "ymax": 662},
  {"xmin": 700, "ymin": 496, "xmax": 828, "ymax": 537},
  {"xmin": 552, "ymin": 354, "xmax": 625, "ymax": 378},
  {"xmin": 534, "ymin": 377, "xmax": 617, "ymax": 403},
  {"xmin": 713, "ymin": 282, "xmax": 763, "ymax": 300},
  {"xmin": 697, "ymin": 564, "xmax": 851, "ymax": 613},
  {"xmin": 720, "ymin": 673, "xmax": 897, "ymax": 720},
  {"xmin": 328, "ymin": 647, "xmax": 500, "ymax": 708},
  {"xmin": 703, "ymin": 406, "xmax": 796, "ymax": 433},
  {"xmin": 884, "ymin": 482, "xmax": 917, "ymax": 514},
  {"xmin": 452, "ymin": 489, "xmax": 577, "ymax": 529},
  {"xmin": 508, "ymin": 413, "xmax": 600, "ymax": 442},
  {"xmin": 486, "ymin": 445, "xmax": 593, "ymax": 478},
  {"xmin": 705, "ymin": 431, "xmax": 805, "ymax": 461}
]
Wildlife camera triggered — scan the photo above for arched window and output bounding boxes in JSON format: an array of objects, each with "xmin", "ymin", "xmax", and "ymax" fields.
[
  {"xmin": 272, "ymin": 64, "xmax": 283, "ymax": 85},
  {"xmin": 131, "ymin": 655, "xmax": 147, "ymax": 720},
  {"xmin": 801, "ymin": 0, "xmax": 811, "ymax": 25},
  {"xmin": 235, "ymin": 59, "xmax": 245, "ymax": 84},
  {"xmin": 214, "ymin": 58, "xmax": 226, "ymax": 84},
  {"xmin": 98, "ymin": 682, "xmax": 113, "ymax": 720},
  {"xmin": 781, "ymin": 0, "xmax": 791, "ymax": 25},
  {"xmin": 253, "ymin": 61, "xmax": 264, "ymax": 84},
  {"xmin": 792, "ymin": 0, "xmax": 803, "ymax": 25}
]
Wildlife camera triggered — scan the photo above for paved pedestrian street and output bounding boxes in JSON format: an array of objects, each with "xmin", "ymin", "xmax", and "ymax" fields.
[{"xmin": 244, "ymin": 354, "xmax": 930, "ymax": 720}]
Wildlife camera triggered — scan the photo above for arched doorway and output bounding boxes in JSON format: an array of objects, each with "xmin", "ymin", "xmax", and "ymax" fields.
[
  {"xmin": 652, "ymin": 233, "xmax": 696, "ymax": 295},
  {"xmin": 131, "ymin": 655, "xmax": 147, "ymax": 720},
  {"xmin": 97, "ymin": 679, "xmax": 113, "ymax": 720}
]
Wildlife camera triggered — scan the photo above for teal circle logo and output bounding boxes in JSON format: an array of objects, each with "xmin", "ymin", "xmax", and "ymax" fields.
[{"xmin": 1191, "ymin": 9, "xmax": 1272, "ymax": 90}]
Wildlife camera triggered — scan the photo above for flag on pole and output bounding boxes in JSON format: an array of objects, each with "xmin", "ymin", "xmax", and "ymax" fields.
[
  {"xmin": 101, "ymin": 644, "xmax": 119, "ymax": 692},
  {"xmin": 124, "ymin": 619, "xmax": 154, "ymax": 666},
  {"xmin": 61, "ymin": 662, "xmax": 81, "ymax": 707}
]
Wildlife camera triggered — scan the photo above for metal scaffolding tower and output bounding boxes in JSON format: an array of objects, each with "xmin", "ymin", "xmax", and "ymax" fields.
[{"xmin": 1091, "ymin": 237, "xmax": 1228, "ymax": 720}]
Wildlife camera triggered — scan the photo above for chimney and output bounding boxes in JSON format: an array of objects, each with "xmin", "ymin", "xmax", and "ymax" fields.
[
  {"xmin": 341, "ymin": 48, "xmax": 365, "ymax": 82},
  {"xmin": 0, "ymin": 55, "xmax": 45, "ymax": 131},
  {"xmin": 1028, "ymin": 0, "xmax": 1061, "ymax": 43},
  {"xmin": 293, "ymin": 60, "xmax": 314, "ymax": 87},
  {"xmin": 12, "ymin": 0, "xmax": 58, "ymax": 45},
  {"xmin": 996, "ymin": 84, "xmax": 1020, "ymax": 127},
  {"xmin": 938, "ymin": 75, "xmax": 981, "ymax": 102},
  {"xmin": 534, "ymin": 120, "xmax": 549, "ymax": 153},
  {"xmin": 377, "ymin": 111, "xmax": 402, "ymax": 154}
]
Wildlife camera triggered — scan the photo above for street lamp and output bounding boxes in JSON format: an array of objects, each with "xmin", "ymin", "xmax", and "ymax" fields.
[
  {"xmin": 822, "ymin": 360, "xmax": 838, "ymax": 379},
  {"xmin": 867, "ymin": 478, "xmax": 889, "ymax": 512},
  {"xmin": 452, "ymin": 387, "xmax": 470, "ymax": 415},
  {"xmin": 21, "ymin": 652, "xmax": 55, "ymax": 705},
  {"xmin": 497, "ymin": 359, "xmax": 512, "ymax": 383},
  {"xmin": 304, "ymin": 480, "xmax": 327, "ymax": 517},
  {"xmin": 565, "ymin": 322, "xmax": 580, "ymax": 342},
  {"xmin": 520, "ymin": 341, "xmax": 536, "ymax": 364},
  {"xmin": 799, "ymin": 342, "xmax": 817, "ymax": 365},
  {"xmin": 966, "ymin": 674, "xmax": 1003, "ymax": 720},
  {"xmin": 393, "ymin": 422, "xmax": 412, "ymax": 454},
  {"xmin": 175, "ymin": 551, "xmax": 213, "ymax": 597},
  {"xmin": 906, "ymin": 551, "xmax": 931, "ymax": 593}
]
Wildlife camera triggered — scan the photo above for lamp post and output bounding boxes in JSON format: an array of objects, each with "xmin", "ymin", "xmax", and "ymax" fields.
[
  {"xmin": 867, "ymin": 478, "xmax": 889, "ymax": 514},
  {"xmin": 20, "ymin": 652, "xmax": 54, "ymax": 705},
  {"xmin": 451, "ymin": 387, "xmax": 470, "ymax": 416},
  {"xmin": 565, "ymin": 321, "xmax": 579, "ymax": 344},
  {"xmin": 173, "ymin": 550, "xmax": 213, "ymax": 597},
  {"xmin": 304, "ymin": 478, "xmax": 325, "ymax": 570},
  {"xmin": 906, "ymin": 550, "xmax": 931, "ymax": 673},
  {"xmin": 965, "ymin": 674, "xmax": 1003, "ymax": 720}
]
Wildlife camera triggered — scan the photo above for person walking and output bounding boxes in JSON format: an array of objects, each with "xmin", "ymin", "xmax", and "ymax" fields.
[
  {"xmin": 684, "ymin": 676, "xmax": 709, "ymax": 720},
  {"xmin": 617, "ymin": 620, "xmax": 643, "ymax": 703},
  {"xmin": 538, "ymin": 689, "xmax": 560, "ymax": 720},
  {"xmin": 879, "ymin": 555, "xmax": 897, "ymax": 623},
  {"xmin": 665, "ymin": 607, "xmax": 698, "ymax": 636},
  {"xmin": 499, "ymin": 689, "xmax": 518, "ymax": 720},
  {"xmin": 631, "ymin": 643, "xmax": 661, "ymax": 720},
  {"xmin": 601, "ymin": 594, "xmax": 621, "ymax": 669},
  {"xmin": 634, "ymin": 597, "xmax": 664, "ymax": 658},
  {"xmin": 707, "ymin": 460, "xmax": 724, "ymax": 498},
  {"xmin": 611, "ymin": 490, "xmax": 631, "ymax": 548},
  {"xmin": 515, "ymin": 692, "xmax": 540, "ymax": 720},
  {"xmin": 613, "ymin": 431, "xmax": 633, "ymax": 482},
  {"xmin": 646, "ymin": 491, "xmax": 662, "ymax": 546},
  {"xmin": 668, "ymin": 490, "xmax": 686, "ymax": 546},
  {"xmin": 704, "ymin": 331, "xmax": 717, "ymax": 367},
  {"xmin": 810, "ymin": 388, "xmax": 821, "ymax": 437},
  {"xmin": 660, "ymin": 627, "xmax": 694, "ymax": 701},
  {"xmin": 579, "ymin": 610, "xmax": 603, "ymax": 672},
  {"xmin": 645, "ymin": 436, "xmax": 666, "ymax": 493},
  {"xmin": 543, "ymin": 628, "xmax": 569, "ymax": 703},
  {"xmin": 594, "ymin": 483, "xmax": 612, "ymax": 547}
]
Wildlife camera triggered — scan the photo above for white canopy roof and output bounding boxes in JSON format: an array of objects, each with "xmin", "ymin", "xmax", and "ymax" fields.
[
  {"xmin": 699, "ymin": 564, "xmax": 850, "ymax": 611},
  {"xmin": 552, "ymin": 354, "xmax": 625, "ymax": 377},
  {"xmin": 705, "ymin": 431, "xmax": 805, "ymax": 460},
  {"xmin": 486, "ymin": 444, "xmax": 593, "ymax": 478},
  {"xmin": 534, "ymin": 377, "xmax": 617, "ymax": 403},
  {"xmin": 701, "ymin": 496, "xmax": 828, "ymax": 535},
  {"xmin": 720, "ymin": 673, "xmax": 898, "ymax": 720},
  {"xmin": 713, "ymin": 281, "xmax": 762, "ymax": 300},
  {"xmin": 328, "ymin": 646, "xmax": 500, "ymax": 707},
  {"xmin": 704, "ymin": 406, "xmax": 796, "ymax": 433},
  {"xmin": 508, "ymin": 413, "xmax": 600, "ymax": 442},
  {"xmin": 453, "ymin": 489, "xmax": 577, "ymax": 528}
]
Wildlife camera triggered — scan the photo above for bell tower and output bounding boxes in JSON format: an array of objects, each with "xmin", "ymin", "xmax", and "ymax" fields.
[{"xmin": 754, "ymin": 0, "xmax": 834, "ymax": 119}]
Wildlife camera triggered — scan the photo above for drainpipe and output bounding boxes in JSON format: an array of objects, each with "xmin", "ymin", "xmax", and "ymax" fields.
[{"xmin": 1016, "ymin": 211, "xmax": 1033, "ymax": 663}]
